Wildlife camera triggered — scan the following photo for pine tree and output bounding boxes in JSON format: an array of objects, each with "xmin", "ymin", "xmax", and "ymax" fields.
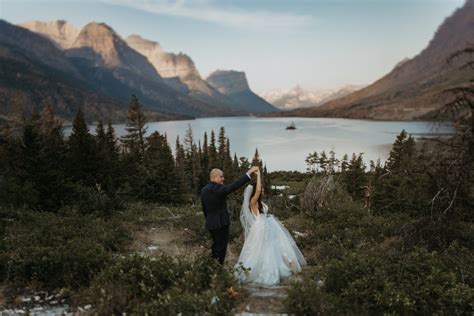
[
  {"xmin": 372, "ymin": 130, "xmax": 427, "ymax": 215},
  {"xmin": 201, "ymin": 132, "xmax": 210, "ymax": 177},
  {"xmin": 223, "ymin": 138, "xmax": 234, "ymax": 182},
  {"xmin": 232, "ymin": 153, "xmax": 240, "ymax": 175},
  {"xmin": 121, "ymin": 95, "xmax": 147, "ymax": 159},
  {"xmin": 36, "ymin": 106, "xmax": 68, "ymax": 209},
  {"xmin": 385, "ymin": 129, "xmax": 416, "ymax": 172},
  {"xmin": 343, "ymin": 153, "xmax": 367, "ymax": 200},
  {"xmin": 263, "ymin": 164, "xmax": 271, "ymax": 194},
  {"xmin": 1, "ymin": 108, "xmax": 69, "ymax": 210},
  {"xmin": 182, "ymin": 125, "xmax": 201, "ymax": 193},
  {"xmin": 95, "ymin": 121, "xmax": 120, "ymax": 193},
  {"xmin": 252, "ymin": 148, "xmax": 262, "ymax": 168},
  {"xmin": 67, "ymin": 108, "xmax": 98, "ymax": 187},
  {"xmin": 106, "ymin": 122, "xmax": 120, "ymax": 159},
  {"xmin": 143, "ymin": 131, "xmax": 181, "ymax": 202},
  {"xmin": 239, "ymin": 157, "xmax": 250, "ymax": 173},
  {"xmin": 319, "ymin": 151, "xmax": 328, "ymax": 173},
  {"xmin": 305, "ymin": 152, "xmax": 319, "ymax": 173},
  {"xmin": 218, "ymin": 127, "xmax": 226, "ymax": 169},
  {"xmin": 340, "ymin": 154, "xmax": 349, "ymax": 173},
  {"xmin": 328, "ymin": 150, "xmax": 339, "ymax": 174},
  {"xmin": 175, "ymin": 136, "xmax": 188, "ymax": 192},
  {"xmin": 208, "ymin": 130, "xmax": 218, "ymax": 168}
]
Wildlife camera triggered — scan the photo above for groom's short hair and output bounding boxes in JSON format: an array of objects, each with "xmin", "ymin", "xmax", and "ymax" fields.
[{"xmin": 210, "ymin": 168, "xmax": 223, "ymax": 179}]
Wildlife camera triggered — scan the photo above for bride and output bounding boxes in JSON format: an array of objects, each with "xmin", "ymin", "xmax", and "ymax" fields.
[{"xmin": 234, "ymin": 167, "xmax": 306, "ymax": 286}]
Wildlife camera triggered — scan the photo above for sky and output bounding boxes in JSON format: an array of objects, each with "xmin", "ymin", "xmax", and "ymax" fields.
[{"xmin": 0, "ymin": 0, "xmax": 466, "ymax": 93}]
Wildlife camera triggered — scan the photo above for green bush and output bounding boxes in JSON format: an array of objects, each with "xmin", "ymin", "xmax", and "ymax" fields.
[
  {"xmin": 2, "ymin": 210, "xmax": 130, "ymax": 289},
  {"xmin": 286, "ymin": 246, "xmax": 474, "ymax": 315},
  {"xmin": 68, "ymin": 183, "xmax": 124, "ymax": 216},
  {"xmin": 82, "ymin": 254, "xmax": 239, "ymax": 314}
]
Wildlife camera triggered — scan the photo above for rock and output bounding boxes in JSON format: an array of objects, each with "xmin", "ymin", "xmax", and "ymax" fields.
[{"xmin": 21, "ymin": 297, "xmax": 31, "ymax": 303}]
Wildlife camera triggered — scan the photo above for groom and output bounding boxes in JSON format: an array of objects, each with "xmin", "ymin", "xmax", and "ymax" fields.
[{"xmin": 201, "ymin": 166, "xmax": 259, "ymax": 264}]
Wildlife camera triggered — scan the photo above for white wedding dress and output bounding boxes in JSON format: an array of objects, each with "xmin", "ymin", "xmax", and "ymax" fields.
[{"xmin": 234, "ymin": 185, "xmax": 306, "ymax": 286}]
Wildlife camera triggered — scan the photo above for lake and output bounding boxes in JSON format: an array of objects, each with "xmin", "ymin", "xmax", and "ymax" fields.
[{"xmin": 65, "ymin": 117, "xmax": 453, "ymax": 172}]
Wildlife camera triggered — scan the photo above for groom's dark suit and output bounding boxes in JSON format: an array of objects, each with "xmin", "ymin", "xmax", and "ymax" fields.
[{"xmin": 201, "ymin": 173, "xmax": 251, "ymax": 264}]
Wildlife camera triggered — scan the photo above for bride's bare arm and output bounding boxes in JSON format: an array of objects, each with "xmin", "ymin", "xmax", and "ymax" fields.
[{"xmin": 250, "ymin": 169, "xmax": 262, "ymax": 215}]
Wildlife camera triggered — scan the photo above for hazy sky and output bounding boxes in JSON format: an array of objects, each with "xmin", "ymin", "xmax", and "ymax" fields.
[{"xmin": 0, "ymin": 0, "xmax": 466, "ymax": 92}]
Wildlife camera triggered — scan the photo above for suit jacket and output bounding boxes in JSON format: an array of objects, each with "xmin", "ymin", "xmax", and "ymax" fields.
[{"xmin": 200, "ymin": 174, "xmax": 251, "ymax": 231}]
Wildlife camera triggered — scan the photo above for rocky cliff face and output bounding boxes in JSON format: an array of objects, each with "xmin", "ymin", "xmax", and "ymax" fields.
[
  {"xmin": 67, "ymin": 23, "xmax": 159, "ymax": 79},
  {"xmin": 125, "ymin": 35, "xmax": 233, "ymax": 107},
  {"xmin": 19, "ymin": 20, "xmax": 79, "ymax": 49},
  {"xmin": 64, "ymin": 23, "xmax": 235, "ymax": 117},
  {"xmin": 281, "ymin": 0, "xmax": 474, "ymax": 120},
  {"xmin": 207, "ymin": 70, "xmax": 278, "ymax": 113},
  {"xmin": 206, "ymin": 70, "xmax": 250, "ymax": 95}
]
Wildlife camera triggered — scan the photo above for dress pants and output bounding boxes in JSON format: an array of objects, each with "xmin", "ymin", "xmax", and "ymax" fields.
[{"xmin": 209, "ymin": 225, "xmax": 230, "ymax": 264}]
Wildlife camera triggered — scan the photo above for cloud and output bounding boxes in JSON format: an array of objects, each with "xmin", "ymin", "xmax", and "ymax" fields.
[{"xmin": 101, "ymin": 0, "xmax": 314, "ymax": 31}]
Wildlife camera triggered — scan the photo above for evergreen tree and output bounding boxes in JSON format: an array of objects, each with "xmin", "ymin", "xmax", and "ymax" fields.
[
  {"xmin": 217, "ymin": 127, "xmax": 230, "ymax": 171},
  {"xmin": 35, "ymin": 106, "xmax": 69, "ymax": 209},
  {"xmin": 201, "ymin": 132, "xmax": 210, "ymax": 180},
  {"xmin": 95, "ymin": 121, "xmax": 120, "ymax": 193},
  {"xmin": 223, "ymin": 138, "xmax": 234, "ymax": 182},
  {"xmin": 96, "ymin": 121, "xmax": 106, "ymax": 147},
  {"xmin": 328, "ymin": 150, "xmax": 339, "ymax": 174},
  {"xmin": 252, "ymin": 148, "xmax": 263, "ymax": 169},
  {"xmin": 175, "ymin": 136, "xmax": 188, "ymax": 192},
  {"xmin": 121, "ymin": 95, "xmax": 147, "ymax": 159},
  {"xmin": 372, "ymin": 130, "xmax": 428, "ymax": 215},
  {"xmin": 263, "ymin": 164, "xmax": 272, "ymax": 194},
  {"xmin": 67, "ymin": 108, "xmax": 98, "ymax": 187},
  {"xmin": 183, "ymin": 125, "xmax": 201, "ymax": 193},
  {"xmin": 341, "ymin": 153, "xmax": 349, "ymax": 173},
  {"xmin": 239, "ymin": 157, "xmax": 250, "ymax": 174},
  {"xmin": 232, "ymin": 153, "xmax": 240, "ymax": 175},
  {"xmin": 343, "ymin": 153, "xmax": 367, "ymax": 200},
  {"xmin": 305, "ymin": 151, "xmax": 319, "ymax": 173},
  {"xmin": 7, "ymin": 113, "xmax": 43, "ymax": 207},
  {"xmin": 106, "ymin": 122, "xmax": 120, "ymax": 160},
  {"xmin": 385, "ymin": 129, "xmax": 416, "ymax": 172},
  {"xmin": 1, "ymin": 108, "xmax": 69, "ymax": 209},
  {"xmin": 319, "ymin": 151, "xmax": 328, "ymax": 173},
  {"xmin": 208, "ymin": 130, "xmax": 218, "ymax": 168},
  {"xmin": 143, "ymin": 131, "xmax": 181, "ymax": 202}
]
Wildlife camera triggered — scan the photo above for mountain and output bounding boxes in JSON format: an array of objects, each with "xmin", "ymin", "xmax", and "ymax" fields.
[
  {"xmin": 206, "ymin": 70, "xmax": 279, "ymax": 113},
  {"xmin": 64, "ymin": 22, "xmax": 236, "ymax": 117},
  {"xmin": 260, "ymin": 84, "xmax": 364, "ymax": 110},
  {"xmin": 125, "ymin": 35, "xmax": 234, "ymax": 108},
  {"xmin": 0, "ymin": 20, "xmax": 189, "ymax": 123},
  {"xmin": 280, "ymin": 0, "xmax": 474, "ymax": 120},
  {"xmin": 0, "ymin": 19, "xmax": 118, "ymax": 122},
  {"xmin": 19, "ymin": 20, "xmax": 79, "ymax": 49}
]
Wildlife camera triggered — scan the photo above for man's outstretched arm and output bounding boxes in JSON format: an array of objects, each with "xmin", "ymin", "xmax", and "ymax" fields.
[{"xmin": 216, "ymin": 167, "xmax": 258, "ymax": 196}]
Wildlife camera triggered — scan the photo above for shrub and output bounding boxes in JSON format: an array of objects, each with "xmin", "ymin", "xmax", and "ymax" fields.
[
  {"xmin": 286, "ymin": 246, "xmax": 474, "ymax": 315},
  {"xmin": 82, "ymin": 255, "xmax": 239, "ymax": 314},
  {"xmin": 68, "ymin": 183, "xmax": 124, "ymax": 216},
  {"xmin": 2, "ymin": 210, "xmax": 130, "ymax": 289},
  {"xmin": 300, "ymin": 175, "xmax": 352, "ymax": 219}
]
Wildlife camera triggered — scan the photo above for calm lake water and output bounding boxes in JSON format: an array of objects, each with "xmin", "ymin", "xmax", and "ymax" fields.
[{"xmin": 65, "ymin": 117, "xmax": 453, "ymax": 172}]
